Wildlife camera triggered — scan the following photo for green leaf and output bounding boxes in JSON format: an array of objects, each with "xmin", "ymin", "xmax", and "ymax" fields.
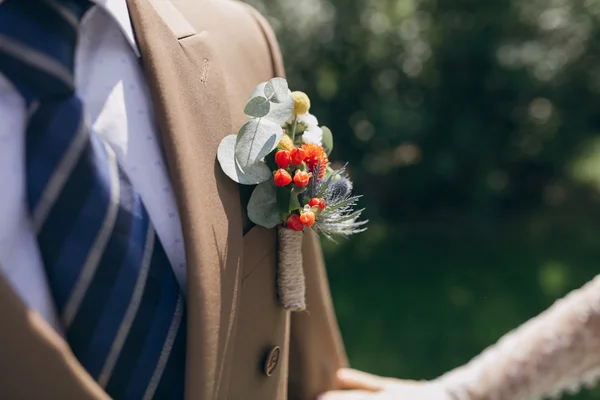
[
  {"xmin": 251, "ymin": 82, "xmax": 293, "ymax": 124},
  {"xmin": 294, "ymin": 120, "xmax": 308, "ymax": 134},
  {"xmin": 248, "ymin": 180, "xmax": 281, "ymax": 228},
  {"xmin": 244, "ymin": 96, "xmax": 270, "ymax": 118},
  {"xmin": 321, "ymin": 126, "xmax": 334, "ymax": 155},
  {"xmin": 235, "ymin": 118, "xmax": 283, "ymax": 171},
  {"xmin": 288, "ymin": 186, "xmax": 307, "ymax": 212},
  {"xmin": 217, "ymin": 135, "xmax": 271, "ymax": 185},
  {"xmin": 264, "ymin": 78, "xmax": 289, "ymax": 104},
  {"xmin": 276, "ymin": 185, "xmax": 308, "ymax": 214},
  {"xmin": 277, "ymin": 186, "xmax": 292, "ymax": 214},
  {"xmin": 264, "ymin": 149, "xmax": 278, "ymax": 171}
]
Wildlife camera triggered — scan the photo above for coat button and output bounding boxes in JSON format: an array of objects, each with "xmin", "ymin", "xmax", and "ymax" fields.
[{"xmin": 264, "ymin": 346, "xmax": 281, "ymax": 377}]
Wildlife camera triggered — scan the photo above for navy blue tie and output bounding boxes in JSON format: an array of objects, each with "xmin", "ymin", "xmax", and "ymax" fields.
[{"xmin": 0, "ymin": 1, "xmax": 187, "ymax": 398}]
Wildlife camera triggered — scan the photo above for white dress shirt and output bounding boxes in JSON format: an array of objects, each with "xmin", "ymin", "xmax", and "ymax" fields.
[{"xmin": 0, "ymin": 0, "xmax": 187, "ymax": 331}]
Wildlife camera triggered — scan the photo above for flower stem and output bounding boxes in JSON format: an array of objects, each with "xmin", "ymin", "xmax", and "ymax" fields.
[{"xmin": 291, "ymin": 115, "xmax": 298, "ymax": 142}]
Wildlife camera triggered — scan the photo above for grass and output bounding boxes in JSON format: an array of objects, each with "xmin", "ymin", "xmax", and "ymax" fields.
[{"xmin": 324, "ymin": 216, "xmax": 600, "ymax": 399}]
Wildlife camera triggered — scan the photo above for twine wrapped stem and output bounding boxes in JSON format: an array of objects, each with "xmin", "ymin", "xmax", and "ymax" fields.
[{"xmin": 277, "ymin": 226, "xmax": 306, "ymax": 311}]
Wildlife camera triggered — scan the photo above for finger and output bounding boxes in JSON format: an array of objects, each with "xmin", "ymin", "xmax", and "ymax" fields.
[
  {"xmin": 318, "ymin": 389, "xmax": 375, "ymax": 400},
  {"xmin": 335, "ymin": 368, "xmax": 386, "ymax": 391}
]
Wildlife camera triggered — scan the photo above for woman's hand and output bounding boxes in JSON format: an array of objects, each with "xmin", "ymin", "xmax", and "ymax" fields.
[{"xmin": 318, "ymin": 368, "xmax": 451, "ymax": 400}]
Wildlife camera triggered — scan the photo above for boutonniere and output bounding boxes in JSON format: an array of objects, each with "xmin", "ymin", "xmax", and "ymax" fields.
[{"xmin": 218, "ymin": 78, "xmax": 366, "ymax": 311}]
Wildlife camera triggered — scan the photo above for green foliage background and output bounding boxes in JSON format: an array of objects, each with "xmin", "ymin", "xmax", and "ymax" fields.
[{"xmin": 245, "ymin": 0, "xmax": 600, "ymax": 397}]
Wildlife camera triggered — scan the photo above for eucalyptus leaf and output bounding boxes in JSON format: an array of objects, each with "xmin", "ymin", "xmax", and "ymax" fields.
[
  {"xmin": 321, "ymin": 126, "xmax": 334, "ymax": 155},
  {"xmin": 248, "ymin": 180, "xmax": 281, "ymax": 228},
  {"xmin": 217, "ymin": 135, "xmax": 271, "ymax": 185},
  {"xmin": 235, "ymin": 118, "xmax": 282, "ymax": 170},
  {"xmin": 251, "ymin": 82, "xmax": 293, "ymax": 124},
  {"xmin": 264, "ymin": 78, "xmax": 289, "ymax": 104},
  {"xmin": 244, "ymin": 96, "xmax": 270, "ymax": 118}
]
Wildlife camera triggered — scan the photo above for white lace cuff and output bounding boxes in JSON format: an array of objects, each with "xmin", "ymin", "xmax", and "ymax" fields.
[{"xmin": 435, "ymin": 274, "xmax": 600, "ymax": 400}]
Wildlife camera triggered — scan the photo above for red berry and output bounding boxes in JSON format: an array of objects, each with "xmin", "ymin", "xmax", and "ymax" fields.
[
  {"xmin": 275, "ymin": 150, "xmax": 291, "ymax": 169},
  {"xmin": 309, "ymin": 198, "xmax": 326, "ymax": 211},
  {"xmin": 290, "ymin": 147, "xmax": 306, "ymax": 165},
  {"xmin": 287, "ymin": 214, "xmax": 304, "ymax": 231},
  {"xmin": 299, "ymin": 211, "xmax": 315, "ymax": 227},
  {"xmin": 293, "ymin": 170, "xmax": 310, "ymax": 187},
  {"xmin": 274, "ymin": 169, "xmax": 292, "ymax": 187}
]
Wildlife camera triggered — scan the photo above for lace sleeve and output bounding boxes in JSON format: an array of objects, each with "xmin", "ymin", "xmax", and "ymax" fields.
[{"xmin": 435, "ymin": 274, "xmax": 600, "ymax": 400}]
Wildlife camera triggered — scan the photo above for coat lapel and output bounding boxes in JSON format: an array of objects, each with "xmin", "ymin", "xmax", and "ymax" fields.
[
  {"xmin": 0, "ymin": 272, "xmax": 109, "ymax": 399},
  {"xmin": 127, "ymin": 1, "xmax": 245, "ymax": 398}
]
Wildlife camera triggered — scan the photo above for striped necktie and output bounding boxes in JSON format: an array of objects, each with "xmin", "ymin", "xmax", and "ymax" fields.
[{"xmin": 0, "ymin": 1, "xmax": 187, "ymax": 398}]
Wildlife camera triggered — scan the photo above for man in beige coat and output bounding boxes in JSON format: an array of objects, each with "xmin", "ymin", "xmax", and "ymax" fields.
[{"xmin": 0, "ymin": 0, "xmax": 347, "ymax": 399}]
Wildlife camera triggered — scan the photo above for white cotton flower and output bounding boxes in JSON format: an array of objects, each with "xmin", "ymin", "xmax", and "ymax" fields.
[
  {"xmin": 297, "ymin": 113, "xmax": 323, "ymax": 145},
  {"xmin": 297, "ymin": 112, "xmax": 318, "ymax": 126},
  {"xmin": 302, "ymin": 125, "xmax": 323, "ymax": 145},
  {"xmin": 286, "ymin": 112, "xmax": 316, "ymax": 125}
]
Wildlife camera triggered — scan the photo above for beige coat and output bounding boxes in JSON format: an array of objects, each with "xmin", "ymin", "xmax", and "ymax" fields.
[{"xmin": 0, "ymin": 1, "xmax": 347, "ymax": 399}]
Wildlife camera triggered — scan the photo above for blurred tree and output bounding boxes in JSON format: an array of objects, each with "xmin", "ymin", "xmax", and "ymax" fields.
[{"xmin": 244, "ymin": 0, "xmax": 600, "ymax": 398}]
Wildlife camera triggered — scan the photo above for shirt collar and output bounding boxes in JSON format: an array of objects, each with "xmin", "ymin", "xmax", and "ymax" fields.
[
  {"xmin": 92, "ymin": 0, "xmax": 140, "ymax": 57},
  {"xmin": 0, "ymin": 0, "xmax": 141, "ymax": 57}
]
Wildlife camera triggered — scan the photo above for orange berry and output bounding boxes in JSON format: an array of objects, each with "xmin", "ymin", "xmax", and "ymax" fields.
[
  {"xmin": 294, "ymin": 170, "xmax": 310, "ymax": 187},
  {"xmin": 309, "ymin": 198, "xmax": 326, "ymax": 211},
  {"xmin": 275, "ymin": 150, "xmax": 291, "ymax": 169},
  {"xmin": 274, "ymin": 169, "xmax": 292, "ymax": 187},
  {"xmin": 299, "ymin": 211, "xmax": 315, "ymax": 227},
  {"xmin": 319, "ymin": 199, "xmax": 326, "ymax": 210},
  {"xmin": 290, "ymin": 147, "xmax": 306, "ymax": 165},
  {"xmin": 286, "ymin": 214, "xmax": 304, "ymax": 231}
]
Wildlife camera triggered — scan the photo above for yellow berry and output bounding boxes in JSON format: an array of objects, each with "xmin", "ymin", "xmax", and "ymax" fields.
[
  {"xmin": 292, "ymin": 91, "xmax": 311, "ymax": 115},
  {"xmin": 278, "ymin": 133, "xmax": 294, "ymax": 151}
]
